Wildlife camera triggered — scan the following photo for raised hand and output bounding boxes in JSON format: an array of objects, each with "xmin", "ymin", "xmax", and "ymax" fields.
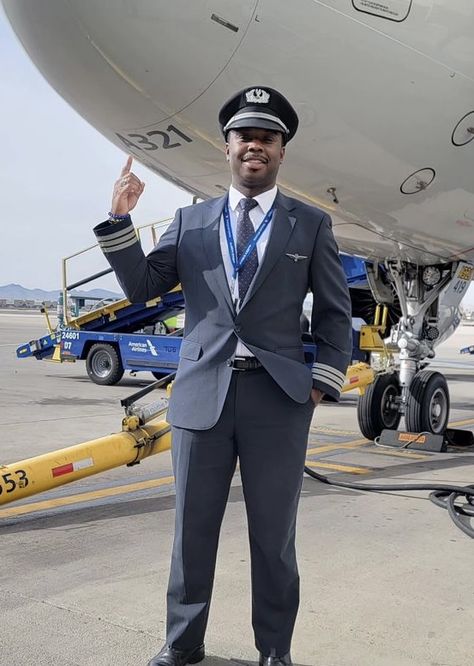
[{"xmin": 110, "ymin": 156, "xmax": 145, "ymax": 215}]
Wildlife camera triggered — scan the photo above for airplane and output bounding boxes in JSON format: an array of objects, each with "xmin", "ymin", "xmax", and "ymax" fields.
[{"xmin": 3, "ymin": 0, "xmax": 473, "ymax": 440}]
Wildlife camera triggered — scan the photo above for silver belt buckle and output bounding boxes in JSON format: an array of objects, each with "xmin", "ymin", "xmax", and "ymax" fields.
[{"xmin": 233, "ymin": 356, "xmax": 247, "ymax": 371}]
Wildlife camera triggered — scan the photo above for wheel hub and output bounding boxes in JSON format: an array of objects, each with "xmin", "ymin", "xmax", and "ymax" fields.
[
  {"xmin": 429, "ymin": 388, "xmax": 447, "ymax": 431},
  {"xmin": 92, "ymin": 351, "xmax": 111, "ymax": 378},
  {"xmin": 380, "ymin": 384, "xmax": 400, "ymax": 428}
]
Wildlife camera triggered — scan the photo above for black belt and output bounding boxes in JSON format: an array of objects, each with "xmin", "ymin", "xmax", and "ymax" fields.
[{"xmin": 228, "ymin": 357, "xmax": 262, "ymax": 371}]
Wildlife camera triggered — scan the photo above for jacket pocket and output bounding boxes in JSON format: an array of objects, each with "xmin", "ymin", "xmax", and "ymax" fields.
[{"xmin": 179, "ymin": 339, "xmax": 202, "ymax": 361}]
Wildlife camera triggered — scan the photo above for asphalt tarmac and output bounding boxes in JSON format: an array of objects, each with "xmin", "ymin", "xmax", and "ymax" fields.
[{"xmin": 1, "ymin": 312, "xmax": 473, "ymax": 666}]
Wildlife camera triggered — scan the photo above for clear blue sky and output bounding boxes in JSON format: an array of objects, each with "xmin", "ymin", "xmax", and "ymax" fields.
[{"xmin": 1, "ymin": 9, "xmax": 473, "ymax": 306}]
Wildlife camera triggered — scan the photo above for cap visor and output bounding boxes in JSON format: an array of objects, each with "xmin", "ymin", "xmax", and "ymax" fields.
[{"xmin": 225, "ymin": 117, "xmax": 286, "ymax": 134}]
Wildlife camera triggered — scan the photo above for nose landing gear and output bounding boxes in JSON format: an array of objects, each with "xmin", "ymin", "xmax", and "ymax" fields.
[{"xmin": 355, "ymin": 259, "xmax": 471, "ymax": 441}]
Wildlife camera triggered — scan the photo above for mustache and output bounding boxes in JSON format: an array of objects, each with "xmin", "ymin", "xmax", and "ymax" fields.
[{"xmin": 242, "ymin": 154, "xmax": 268, "ymax": 163}]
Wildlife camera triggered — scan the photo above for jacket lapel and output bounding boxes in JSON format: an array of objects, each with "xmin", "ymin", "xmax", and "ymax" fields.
[
  {"xmin": 241, "ymin": 192, "xmax": 297, "ymax": 308},
  {"xmin": 201, "ymin": 195, "xmax": 235, "ymax": 312}
]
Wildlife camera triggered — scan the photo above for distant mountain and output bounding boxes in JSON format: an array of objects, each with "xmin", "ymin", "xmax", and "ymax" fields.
[{"xmin": 0, "ymin": 283, "xmax": 122, "ymax": 301}]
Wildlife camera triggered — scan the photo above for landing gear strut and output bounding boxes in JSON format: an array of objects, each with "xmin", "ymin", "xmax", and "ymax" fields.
[{"xmin": 356, "ymin": 260, "xmax": 472, "ymax": 440}]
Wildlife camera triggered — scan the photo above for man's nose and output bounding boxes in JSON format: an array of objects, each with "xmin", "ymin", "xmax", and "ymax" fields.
[{"xmin": 248, "ymin": 141, "xmax": 263, "ymax": 151}]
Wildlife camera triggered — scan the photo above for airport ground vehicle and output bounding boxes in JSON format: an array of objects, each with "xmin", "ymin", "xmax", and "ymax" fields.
[{"xmin": 16, "ymin": 290, "xmax": 185, "ymax": 385}]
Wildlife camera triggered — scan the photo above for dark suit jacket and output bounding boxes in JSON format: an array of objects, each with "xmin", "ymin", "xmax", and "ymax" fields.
[{"xmin": 94, "ymin": 191, "xmax": 352, "ymax": 429}]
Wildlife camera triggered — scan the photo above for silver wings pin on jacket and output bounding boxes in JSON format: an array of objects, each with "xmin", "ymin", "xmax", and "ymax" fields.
[{"xmin": 286, "ymin": 252, "xmax": 308, "ymax": 262}]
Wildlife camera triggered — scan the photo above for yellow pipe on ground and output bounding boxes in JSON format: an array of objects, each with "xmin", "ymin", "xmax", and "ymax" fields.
[{"xmin": 0, "ymin": 420, "xmax": 171, "ymax": 507}]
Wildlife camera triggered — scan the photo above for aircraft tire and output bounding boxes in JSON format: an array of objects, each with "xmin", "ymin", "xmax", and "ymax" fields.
[
  {"xmin": 357, "ymin": 372, "xmax": 401, "ymax": 440},
  {"xmin": 405, "ymin": 370, "xmax": 450, "ymax": 434},
  {"xmin": 86, "ymin": 343, "xmax": 124, "ymax": 385}
]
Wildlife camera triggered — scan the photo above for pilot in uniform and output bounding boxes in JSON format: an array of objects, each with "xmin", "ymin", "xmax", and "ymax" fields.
[{"xmin": 94, "ymin": 87, "xmax": 352, "ymax": 666}]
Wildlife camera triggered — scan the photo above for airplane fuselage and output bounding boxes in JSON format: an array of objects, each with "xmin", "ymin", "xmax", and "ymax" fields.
[{"xmin": 3, "ymin": 0, "xmax": 474, "ymax": 265}]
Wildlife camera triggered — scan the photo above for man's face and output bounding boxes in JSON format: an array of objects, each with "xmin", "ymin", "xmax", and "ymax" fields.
[{"xmin": 225, "ymin": 128, "xmax": 285, "ymax": 195}]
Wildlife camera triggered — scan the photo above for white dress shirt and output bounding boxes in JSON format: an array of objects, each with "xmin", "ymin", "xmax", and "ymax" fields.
[{"xmin": 220, "ymin": 184, "xmax": 278, "ymax": 357}]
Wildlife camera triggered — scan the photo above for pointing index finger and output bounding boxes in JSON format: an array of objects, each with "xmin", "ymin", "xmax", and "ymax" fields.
[{"xmin": 120, "ymin": 156, "xmax": 133, "ymax": 176}]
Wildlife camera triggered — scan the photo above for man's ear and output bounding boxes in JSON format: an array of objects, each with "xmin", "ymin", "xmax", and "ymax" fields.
[
  {"xmin": 225, "ymin": 143, "xmax": 230, "ymax": 161},
  {"xmin": 280, "ymin": 145, "xmax": 286, "ymax": 164}
]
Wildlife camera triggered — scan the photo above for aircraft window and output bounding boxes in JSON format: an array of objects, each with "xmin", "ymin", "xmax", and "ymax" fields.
[{"xmin": 352, "ymin": 0, "xmax": 412, "ymax": 22}]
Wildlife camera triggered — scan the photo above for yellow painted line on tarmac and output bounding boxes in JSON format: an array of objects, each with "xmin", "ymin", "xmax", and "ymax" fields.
[
  {"xmin": 310, "ymin": 426, "xmax": 360, "ymax": 437},
  {"xmin": 363, "ymin": 448, "xmax": 427, "ymax": 460},
  {"xmin": 449, "ymin": 418, "xmax": 474, "ymax": 428},
  {"xmin": 306, "ymin": 438, "xmax": 368, "ymax": 456},
  {"xmin": 303, "ymin": 417, "xmax": 474, "ymax": 479},
  {"xmin": 305, "ymin": 460, "xmax": 370, "ymax": 475},
  {"xmin": 0, "ymin": 475, "xmax": 174, "ymax": 519},
  {"xmin": 308, "ymin": 418, "xmax": 474, "ymax": 458}
]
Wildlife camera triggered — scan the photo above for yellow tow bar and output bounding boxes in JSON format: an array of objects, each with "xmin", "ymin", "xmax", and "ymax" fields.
[
  {"xmin": 0, "ymin": 416, "xmax": 171, "ymax": 507},
  {"xmin": 341, "ymin": 362, "xmax": 375, "ymax": 396}
]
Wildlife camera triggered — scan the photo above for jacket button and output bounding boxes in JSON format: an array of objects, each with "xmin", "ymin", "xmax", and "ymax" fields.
[{"xmin": 235, "ymin": 326, "xmax": 241, "ymax": 333}]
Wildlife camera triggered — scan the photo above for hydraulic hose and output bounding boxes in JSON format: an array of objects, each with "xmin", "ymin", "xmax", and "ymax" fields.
[{"xmin": 304, "ymin": 466, "xmax": 474, "ymax": 539}]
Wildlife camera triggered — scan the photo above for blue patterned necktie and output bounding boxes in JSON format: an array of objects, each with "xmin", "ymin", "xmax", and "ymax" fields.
[{"xmin": 236, "ymin": 197, "xmax": 259, "ymax": 301}]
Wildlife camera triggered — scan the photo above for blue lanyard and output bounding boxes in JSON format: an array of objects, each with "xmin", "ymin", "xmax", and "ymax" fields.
[{"xmin": 223, "ymin": 199, "xmax": 274, "ymax": 279}]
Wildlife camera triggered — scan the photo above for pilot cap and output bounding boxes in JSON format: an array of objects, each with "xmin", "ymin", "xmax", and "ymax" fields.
[{"xmin": 219, "ymin": 86, "xmax": 299, "ymax": 142}]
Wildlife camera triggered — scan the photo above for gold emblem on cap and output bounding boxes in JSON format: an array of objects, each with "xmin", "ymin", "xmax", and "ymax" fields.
[{"xmin": 245, "ymin": 88, "xmax": 270, "ymax": 104}]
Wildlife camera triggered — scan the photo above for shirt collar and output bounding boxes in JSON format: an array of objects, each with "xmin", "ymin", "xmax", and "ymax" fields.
[{"xmin": 228, "ymin": 184, "xmax": 278, "ymax": 215}]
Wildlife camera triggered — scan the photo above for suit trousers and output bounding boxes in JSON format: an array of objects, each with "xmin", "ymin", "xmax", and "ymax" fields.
[{"xmin": 166, "ymin": 366, "xmax": 314, "ymax": 656}]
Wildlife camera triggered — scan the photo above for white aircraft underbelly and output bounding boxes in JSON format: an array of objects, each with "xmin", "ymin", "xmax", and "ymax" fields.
[{"xmin": 3, "ymin": 0, "xmax": 474, "ymax": 264}]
